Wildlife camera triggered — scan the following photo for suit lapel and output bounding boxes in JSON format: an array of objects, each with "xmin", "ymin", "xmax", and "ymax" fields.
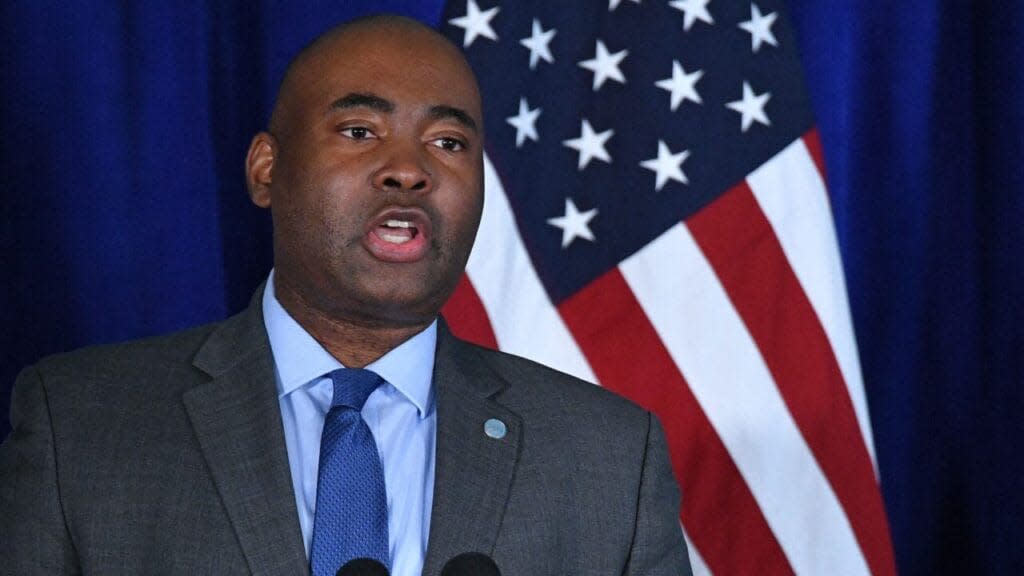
[
  {"xmin": 423, "ymin": 325, "xmax": 522, "ymax": 576},
  {"xmin": 184, "ymin": 292, "xmax": 309, "ymax": 576}
]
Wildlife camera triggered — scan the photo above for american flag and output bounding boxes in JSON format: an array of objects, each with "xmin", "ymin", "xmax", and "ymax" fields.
[{"xmin": 438, "ymin": 1, "xmax": 895, "ymax": 574}]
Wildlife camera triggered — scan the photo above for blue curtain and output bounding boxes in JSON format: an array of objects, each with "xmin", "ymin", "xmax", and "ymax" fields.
[
  {"xmin": 787, "ymin": 1, "xmax": 1023, "ymax": 572},
  {"xmin": 2, "ymin": 1, "xmax": 1020, "ymax": 573}
]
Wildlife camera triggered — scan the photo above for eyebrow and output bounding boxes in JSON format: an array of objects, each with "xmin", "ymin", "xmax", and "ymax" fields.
[
  {"xmin": 327, "ymin": 93, "xmax": 478, "ymax": 133},
  {"xmin": 428, "ymin": 105, "xmax": 478, "ymax": 133},
  {"xmin": 329, "ymin": 92, "xmax": 395, "ymax": 114}
]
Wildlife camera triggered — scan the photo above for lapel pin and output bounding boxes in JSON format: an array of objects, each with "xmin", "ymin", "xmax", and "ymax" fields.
[{"xmin": 484, "ymin": 418, "xmax": 507, "ymax": 440}]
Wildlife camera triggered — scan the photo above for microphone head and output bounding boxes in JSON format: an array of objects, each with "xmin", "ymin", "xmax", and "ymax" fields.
[
  {"xmin": 336, "ymin": 558, "xmax": 390, "ymax": 576},
  {"xmin": 440, "ymin": 552, "xmax": 501, "ymax": 576}
]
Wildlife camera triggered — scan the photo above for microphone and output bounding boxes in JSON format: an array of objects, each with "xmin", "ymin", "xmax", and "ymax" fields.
[
  {"xmin": 440, "ymin": 552, "xmax": 502, "ymax": 576},
  {"xmin": 335, "ymin": 558, "xmax": 390, "ymax": 576}
]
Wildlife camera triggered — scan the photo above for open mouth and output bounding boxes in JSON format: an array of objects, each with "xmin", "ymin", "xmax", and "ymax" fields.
[
  {"xmin": 377, "ymin": 219, "xmax": 419, "ymax": 244},
  {"xmin": 364, "ymin": 208, "xmax": 432, "ymax": 263}
]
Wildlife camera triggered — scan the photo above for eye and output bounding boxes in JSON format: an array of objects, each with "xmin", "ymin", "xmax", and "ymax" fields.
[
  {"xmin": 339, "ymin": 126, "xmax": 375, "ymax": 140},
  {"xmin": 430, "ymin": 137, "xmax": 466, "ymax": 152}
]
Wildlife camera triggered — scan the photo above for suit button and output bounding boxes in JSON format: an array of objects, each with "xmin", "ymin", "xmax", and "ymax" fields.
[{"xmin": 484, "ymin": 418, "xmax": 507, "ymax": 439}]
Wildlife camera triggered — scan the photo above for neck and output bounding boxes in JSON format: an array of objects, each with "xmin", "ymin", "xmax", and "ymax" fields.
[{"xmin": 273, "ymin": 275, "xmax": 433, "ymax": 368}]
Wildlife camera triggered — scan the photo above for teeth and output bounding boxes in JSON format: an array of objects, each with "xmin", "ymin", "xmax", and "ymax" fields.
[
  {"xmin": 379, "ymin": 232, "xmax": 412, "ymax": 244},
  {"xmin": 384, "ymin": 219, "xmax": 413, "ymax": 228}
]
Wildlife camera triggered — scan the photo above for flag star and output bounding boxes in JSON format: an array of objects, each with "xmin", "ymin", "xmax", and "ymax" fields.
[
  {"xmin": 448, "ymin": 0, "xmax": 499, "ymax": 48},
  {"xmin": 562, "ymin": 119, "xmax": 614, "ymax": 170},
  {"xmin": 578, "ymin": 40, "xmax": 628, "ymax": 91},
  {"xmin": 640, "ymin": 140, "xmax": 691, "ymax": 191},
  {"xmin": 739, "ymin": 3, "xmax": 779, "ymax": 52},
  {"xmin": 609, "ymin": 0, "xmax": 641, "ymax": 11},
  {"xmin": 726, "ymin": 81, "xmax": 772, "ymax": 132},
  {"xmin": 547, "ymin": 198, "xmax": 598, "ymax": 249},
  {"xmin": 669, "ymin": 0, "xmax": 714, "ymax": 31},
  {"xmin": 519, "ymin": 18, "xmax": 556, "ymax": 69},
  {"xmin": 506, "ymin": 97, "xmax": 541, "ymax": 147},
  {"xmin": 655, "ymin": 61, "xmax": 704, "ymax": 111}
]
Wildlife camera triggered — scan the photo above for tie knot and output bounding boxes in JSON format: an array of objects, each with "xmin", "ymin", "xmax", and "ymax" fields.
[{"xmin": 329, "ymin": 368, "xmax": 383, "ymax": 411}]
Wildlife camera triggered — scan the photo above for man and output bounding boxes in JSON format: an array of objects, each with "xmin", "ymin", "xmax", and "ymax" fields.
[{"xmin": 0, "ymin": 15, "xmax": 691, "ymax": 576}]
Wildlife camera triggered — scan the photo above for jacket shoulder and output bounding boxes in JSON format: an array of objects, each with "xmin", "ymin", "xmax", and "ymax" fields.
[
  {"xmin": 37, "ymin": 321, "xmax": 219, "ymax": 372},
  {"xmin": 29, "ymin": 321, "xmax": 223, "ymax": 399}
]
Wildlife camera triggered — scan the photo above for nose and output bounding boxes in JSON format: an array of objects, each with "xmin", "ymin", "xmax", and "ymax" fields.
[{"xmin": 372, "ymin": 139, "xmax": 433, "ymax": 193}]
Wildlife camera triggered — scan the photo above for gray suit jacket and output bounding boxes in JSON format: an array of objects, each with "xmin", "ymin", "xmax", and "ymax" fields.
[{"xmin": 1, "ymin": 291, "xmax": 691, "ymax": 575}]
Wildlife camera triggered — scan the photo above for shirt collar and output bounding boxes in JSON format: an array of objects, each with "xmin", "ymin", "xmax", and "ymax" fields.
[{"xmin": 262, "ymin": 270, "xmax": 436, "ymax": 418}]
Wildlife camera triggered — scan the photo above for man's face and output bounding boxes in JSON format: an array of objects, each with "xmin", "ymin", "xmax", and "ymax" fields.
[{"xmin": 252, "ymin": 23, "xmax": 484, "ymax": 327}]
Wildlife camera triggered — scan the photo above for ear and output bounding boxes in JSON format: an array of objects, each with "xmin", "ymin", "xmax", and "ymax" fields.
[{"xmin": 246, "ymin": 132, "xmax": 277, "ymax": 208}]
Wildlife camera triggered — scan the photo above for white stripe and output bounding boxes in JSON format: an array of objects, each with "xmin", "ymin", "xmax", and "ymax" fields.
[
  {"xmin": 620, "ymin": 224, "xmax": 869, "ymax": 576},
  {"xmin": 463, "ymin": 155, "xmax": 597, "ymax": 383},
  {"xmin": 746, "ymin": 139, "xmax": 877, "ymax": 472},
  {"xmin": 682, "ymin": 524, "xmax": 712, "ymax": 576}
]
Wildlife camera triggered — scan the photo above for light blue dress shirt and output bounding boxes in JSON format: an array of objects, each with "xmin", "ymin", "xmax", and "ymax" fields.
[{"xmin": 262, "ymin": 271, "xmax": 437, "ymax": 576}]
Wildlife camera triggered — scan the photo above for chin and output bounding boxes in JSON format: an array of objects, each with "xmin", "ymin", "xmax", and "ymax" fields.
[{"xmin": 355, "ymin": 287, "xmax": 449, "ymax": 327}]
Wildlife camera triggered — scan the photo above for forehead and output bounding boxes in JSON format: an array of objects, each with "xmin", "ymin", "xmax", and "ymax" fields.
[{"xmin": 288, "ymin": 24, "xmax": 481, "ymax": 119}]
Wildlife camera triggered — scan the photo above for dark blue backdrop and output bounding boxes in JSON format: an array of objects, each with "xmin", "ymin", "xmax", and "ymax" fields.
[{"xmin": 2, "ymin": 1, "xmax": 1020, "ymax": 573}]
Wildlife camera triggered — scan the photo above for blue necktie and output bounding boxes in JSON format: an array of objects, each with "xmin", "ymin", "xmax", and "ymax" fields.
[{"xmin": 310, "ymin": 368, "xmax": 389, "ymax": 575}]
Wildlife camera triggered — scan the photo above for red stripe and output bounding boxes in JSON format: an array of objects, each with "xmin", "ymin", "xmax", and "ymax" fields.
[
  {"xmin": 440, "ymin": 274, "xmax": 499, "ymax": 349},
  {"xmin": 686, "ymin": 179, "xmax": 896, "ymax": 576},
  {"xmin": 803, "ymin": 129, "xmax": 827, "ymax": 183},
  {"xmin": 559, "ymin": 269, "xmax": 794, "ymax": 575}
]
